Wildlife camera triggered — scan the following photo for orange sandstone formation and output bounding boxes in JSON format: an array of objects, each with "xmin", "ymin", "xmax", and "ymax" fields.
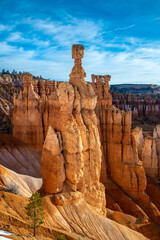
[
  {"xmin": 92, "ymin": 74, "xmax": 146, "ymax": 197},
  {"xmin": 12, "ymin": 74, "xmax": 44, "ymax": 150},
  {"xmin": 91, "ymin": 74, "xmax": 160, "ymax": 225},
  {"xmin": 41, "ymin": 44, "xmax": 106, "ymax": 216},
  {"xmin": 112, "ymin": 91, "xmax": 160, "ymax": 124},
  {"xmin": 133, "ymin": 125, "xmax": 160, "ymax": 179},
  {"xmin": 9, "ymin": 44, "xmax": 160, "ymax": 239}
]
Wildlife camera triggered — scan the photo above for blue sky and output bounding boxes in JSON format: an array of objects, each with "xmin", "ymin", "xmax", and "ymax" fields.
[{"xmin": 0, "ymin": 0, "xmax": 160, "ymax": 84}]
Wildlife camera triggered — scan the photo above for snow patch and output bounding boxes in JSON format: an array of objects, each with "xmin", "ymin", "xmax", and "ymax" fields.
[{"xmin": 0, "ymin": 230, "xmax": 14, "ymax": 239}]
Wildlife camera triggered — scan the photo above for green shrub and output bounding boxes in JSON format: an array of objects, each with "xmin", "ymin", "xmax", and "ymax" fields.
[{"xmin": 57, "ymin": 235, "xmax": 67, "ymax": 240}]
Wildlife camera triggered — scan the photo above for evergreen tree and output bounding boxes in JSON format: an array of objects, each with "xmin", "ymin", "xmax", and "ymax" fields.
[
  {"xmin": 57, "ymin": 235, "xmax": 67, "ymax": 240},
  {"xmin": 2, "ymin": 69, "xmax": 6, "ymax": 74},
  {"xmin": 12, "ymin": 69, "xmax": 17, "ymax": 75},
  {"xmin": 6, "ymin": 70, "xmax": 10, "ymax": 74},
  {"xmin": 25, "ymin": 192, "xmax": 45, "ymax": 237}
]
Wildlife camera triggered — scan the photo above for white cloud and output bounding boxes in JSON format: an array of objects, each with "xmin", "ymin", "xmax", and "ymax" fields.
[
  {"xmin": 0, "ymin": 24, "xmax": 12, "ymax": 32},
  {"xmin": 1, "ymin": 36, "xmax": 160, "ymax": 84},
  {"xmin": 7, "ymin": 32, "xmax": 24, "ymax": 42},
  {"xmin": 24, "ymin": 17, "xmax": 103, "ymax": 46},
  {"xmin": 0, "ymin": 16, "xmax": 160, "ymax": 85},
  {"xmin": 83, "ymin": 39, "xmax": 160, "ymax": 84},
  {"xmin": 0, "ymin": 42, "xmax": 35, "ymax": 59},
  {"xmin": 6, "ymin": 31, "xmax": 50, "ymax": 48}
]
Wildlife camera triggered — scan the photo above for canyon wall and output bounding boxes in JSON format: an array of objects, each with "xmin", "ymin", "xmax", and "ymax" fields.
[
  {"xmin": 91, "ymin": 75, "xmax": 147, "ymax": 199},
  {"xmin": 111, "ymin": 91, "xmax": 160, "ymax": 124},
  {"xmin": 12, "ymin": 46, "xmax": 160, "ymax": 190},
  {"xmin": 13, "ymin": 45, "xmax": 106, "ymax": 216},
  {"xmin": 12, "ymin": 44, "xmax": 160, "ymax": 228},
  {"xmin": 41, "ymin": 44, "xmax": 106, "ymax": 215},
  {"xmin": 92, "ymin": 75, "xmax": 160, "ymax": 180}
]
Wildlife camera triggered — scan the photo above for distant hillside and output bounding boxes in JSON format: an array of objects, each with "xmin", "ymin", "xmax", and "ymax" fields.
[{"xmin": 110, "ymin": 84, "xmax": 160, "ymax": 95}]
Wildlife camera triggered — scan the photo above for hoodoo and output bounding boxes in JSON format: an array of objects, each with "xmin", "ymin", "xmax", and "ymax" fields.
[
  {"xmin": 0, "ymin": 45, "xmax": 160, "ymax": 239},
  {"xmin": 41, "ymin": 44, "xmax": 106, "ymax": 216}
]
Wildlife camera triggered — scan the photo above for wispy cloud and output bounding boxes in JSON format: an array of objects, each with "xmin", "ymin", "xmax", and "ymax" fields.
[
  {"xmin": 1, "ymin": 36, "xmax": 160, "ymax": 84},
  {"xmin": 0, "ymin": 9, "xmax": 160, "ymax": 84},
  {"xmin": 0, "ymin": 42, "xmax": 35, "ymax": 59},
  {"xmin": 23, "ymin": 17, "xmax": 104, "ymax": 46},
  {"xmin": 7, "ymin": 31, "xmax": 50, "ymax": 47},
  {"xmin": 107, "ymin": 25, "xmax": 135, "ymax": 34},
  {"xmin": 0, "ymin": 24, "xmax": 12, "ymax": 32},
  {"xmin": 114, "ymin": 25, "xmax": 135, "ymax": 31},
  {"xmin": 7, "ymin": 32, "xmax": 24, "ymax": 42}
]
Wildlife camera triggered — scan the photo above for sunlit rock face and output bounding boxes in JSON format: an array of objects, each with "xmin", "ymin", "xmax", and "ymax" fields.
[
  {"xmin": 38, "ymin": 44, "xmax": 106, "ymax": 216},
  {"xmin": 92, "ymin": 76, "xmax": 160, "ymax": 225},
  {"xmin": 92, "ymin": 75, "xmax": 147, "ymax": 197},
  {"xmin": 12, "ymin": 44, "xmax": 160, "ymax": 227},
  {"xmin": 12, "ymin": 74, "xmax": 44, "ymax": 150}
]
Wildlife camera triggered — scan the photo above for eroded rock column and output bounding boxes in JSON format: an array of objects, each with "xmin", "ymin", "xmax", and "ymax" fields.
[
  {"xmin": 12, "ymin": 74, "xmax": 44, "ymax": 150},
  {"xmin": 41, "ymin": 44, "xmax": 106, "ymax": 215}
]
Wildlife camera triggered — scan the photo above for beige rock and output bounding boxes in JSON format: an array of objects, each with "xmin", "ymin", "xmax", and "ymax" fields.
[
  {"xmin": 40, "ymin": 126, "xmax": 65, "ymax": 194},
  {"xmin": 93, "ymin": 76, "xmax": 147, "ymax": 198},
  {"xmin": 12, "ymin": 74, "xmax": 44, "ymax": 150},
  {"xmin": 39, "ymin": 45, "xmax": 106, "ymax": 215}
]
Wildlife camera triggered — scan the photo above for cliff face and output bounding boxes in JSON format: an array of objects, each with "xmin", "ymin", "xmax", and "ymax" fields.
[
  {"xmin": 5, "ymin": 45, "xmax": 151, "ymax": 240},
  {"xmin": 0, "ymin": 75, "xmax": 22, "ymax": 134},
  {"xmin": 12, "ymin": 76, "xmax": 44, "ymax": 150},
  {"xmin": 92, "ymin": 75, "xmax": 146, "ymax": 198},
  {"xmin": 111, "ymin": 91, "xmax": 160, "ymax": 126},
  {"xmin": 12, "ymin": 45, "xmax": 105, "ymax": 215},
  {"xmin": 135, "ymin": 126, "xmax": 160, "ymax": 179},
  {"xmin": 41, "ymin": 44, "xmax": 106, "ymax": 216},
  {"xmin": 10, "ymin": 44, "xmax": 160, "ymax": 239}
]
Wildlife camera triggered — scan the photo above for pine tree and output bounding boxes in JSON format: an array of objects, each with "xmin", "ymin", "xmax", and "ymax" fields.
[
  {"xmin": 12, "ymin": 69, "xmax": 17, "ymax": 75},
  {"xmin": 2, "ymin": 69, "xmax": 6, "ymax": 74},
  {"xmin": 25, "ymin": 192, "xmax": 45, "ymax": 237},
  {"xmin": 6, "ymin": 70, "xmax": 10, "ymax": 74}
]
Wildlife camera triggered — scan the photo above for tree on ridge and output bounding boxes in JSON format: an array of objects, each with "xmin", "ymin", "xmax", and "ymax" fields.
[{"xmin": 25, "ymin": 192, "xmax": 45, "ymax": 238}]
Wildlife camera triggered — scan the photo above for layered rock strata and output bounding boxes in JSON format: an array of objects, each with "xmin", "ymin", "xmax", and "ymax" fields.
[
  {"xmin": 111, "ymin": 91, "xmax": 160, "ymax": 124},
  {"xmin": 40, "ymin": 44, "xmax": 106, "ymax": 215},
  {"xmin": 12, "ymin": 74, "xmax": 44, "ymax": 150},
  {"xmin": 12, "ymin": 75, "xmax": 62, "ymax": 149},
  {"xmin": 92, "ymin": 76, "xmax": 160, "ymax": 224},
  {"xmin": 133, "ymin": 126, "xmax": 160, "ymax": 179},
  {"xmin": 12, "ymin": 44, "xmax": 160, "ymax": 229},
  {"xmin": 92, "ymin": 74, "xmax": 146, "ymax": 198}
]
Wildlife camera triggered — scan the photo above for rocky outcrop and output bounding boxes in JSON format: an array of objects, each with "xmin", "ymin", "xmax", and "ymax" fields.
[
  {"xmin": 40, "ymin": 126, "xmax": 65, "ymax": 194},
  {"xmin": 40, "ymin": 44, "xmax": 106, "ymax": 216},
  {"xmin": 0, "ymin": 79, "xmax": 22, "ymax": 133},
  {"xmin": 111, "ymin": 91, "xmax": 160, "ymax": 125},
  {"xmin": 91, "ymin": 75, "xmax": 147, "ymax": 199},
  {"xmin": 12, "ymin": 74, "xmax": 62, "ymax": 149},
  {"xmin": 134, "ymin": 125, "xmax": 160, "ymax": 179},
  {"xmin": 10, "ymin": 44, "xmax": 160, "ymax": 238},
  {"xmin": 0, "ymin": 191, "xmax": 150, "ymax": 240},
  {"xmin": 12, "ymin": 74, "xmax": 44, "ymax": 150},
  {"xmin": 0, "ymin": 135, "xmax": 42, "ymax": 196},
  {"xmin": 91, "ymin": 76, "xmax": 160, "ymax": 225}
]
